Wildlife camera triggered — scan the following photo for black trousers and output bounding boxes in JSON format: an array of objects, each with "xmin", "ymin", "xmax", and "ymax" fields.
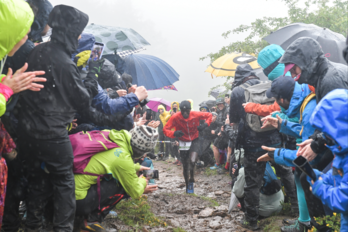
[
  {"xmin": 243, "ymin": 149, "xmax": 297, "ymax": 222},
  {"xmin": 18, "ymin": 133, "xmax": 76, "ymax": 232},
  {"xmin": 75, "ymin": 179, "xmax": 126, "ymax": 223},
  {"xmin": 300, "ymin": 150, "xmax": 334, "ymax": 229},
  {"xmin": 169, "ymin": 138, "xmax": 180, "ymax": 161}
]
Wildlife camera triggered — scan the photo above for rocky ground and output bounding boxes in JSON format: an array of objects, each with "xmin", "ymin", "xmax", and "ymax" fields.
[{"xmin": 104, "ymin": 158, "xmax": 287, "ymax": 231}]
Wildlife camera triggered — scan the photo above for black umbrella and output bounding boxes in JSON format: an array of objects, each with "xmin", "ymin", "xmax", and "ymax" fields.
[
  {"xmin": 263, "ymin": 23, "xmax": 347, "ymax": 64},
  {"xmin": 199, "ymin": 100, "xmax": 217, "ymax": 109}
]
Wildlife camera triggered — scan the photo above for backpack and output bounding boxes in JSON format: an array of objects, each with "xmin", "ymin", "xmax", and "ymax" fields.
[
  {"xmin": 261, "ymin": 162, "xmax": 282, "ymax": 195},
  {"xmin": 69, "ymin": 130, "xmax": 119, "ymax": 208},
  {"xmin": 240, "ymin": 81, "xmax": 276, "ymax": 132}
]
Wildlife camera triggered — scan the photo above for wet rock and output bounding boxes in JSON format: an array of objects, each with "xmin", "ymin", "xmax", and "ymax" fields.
[
  {"xmin": 213, "ymin": 216, "xmax": 222, "ymax": 222},
  {"xmin": 209, "ymin": 220, "xmax": 222, "ymax": 229},
  {"xmin": 174, "ymin": 208, "xmax": 187, "ymax": 214},
  {"xmin": 178, "ymin": 183, "xmax": 185, "ymax": 188},
  {"xmin": 198, "ymin": 205, "xmax": 205, "ymax": 209},
  {"xmin": 214, "ymin": 190, "xmax": 224, "ymax": 195},
  {"xmin": 169, "ymin": 219, "xmax": 180, "ymax": 228},
  {"xmin": 212, "ymin": 211, "xmax": 227, "ymax": 217},
  {"xmin": 215, "ymin": 205, "xmax": 228, "ymax": 211},
  {"xmin": 198, "ymin": 207, "xmax": 214, "ymax": 218},
  {"xmin": 193, "ymin": 208, "xmax": 200, "ymax": 214},
  {"xmin": 207, "ymin": 192, "xmax": 216, "ymax": 199},
  {"xmin": 223, "ymin": 193, "xmax": 230, "ymax": 198},
  {"xmin": 142, "ymin": 228, "xmax": 149, "ymax": 232}
]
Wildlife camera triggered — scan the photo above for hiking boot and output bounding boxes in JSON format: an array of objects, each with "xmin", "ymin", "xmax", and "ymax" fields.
[
  {"xmin": 177, "ymin": 161, "xmax": 182, "ymax": 166},
  {"xmin": 281, "ymin": 220, "xmax": 311, "ymax": 232},
  {"xmin": 186, "ymin": 182, "xmax": 194, "ymax": 194},
  {"xmin": 217, "ymin": 167, "xmax": 227, "ymax": 174},
  {"xmin": 210, "ymin": 164, "xmax": 221, "ymax": 170},
  {"xmin": 239, "ymin": 218, "xmax": 259, "ymax": 231},
  {"xmin": 82, "ymin": 223, "xmax": 107, "ymax": 232},
  {"xmin": 283, "ymin": 218, "xmax": 298, "ymax": 225}
]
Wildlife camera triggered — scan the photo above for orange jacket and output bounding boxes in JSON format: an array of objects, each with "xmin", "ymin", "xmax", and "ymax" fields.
[{"xmin": 243, "ymin": 101, "xmax": 281, "ymax": 117}]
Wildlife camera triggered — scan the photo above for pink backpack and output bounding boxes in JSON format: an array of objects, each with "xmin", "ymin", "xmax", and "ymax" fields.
[
  {"xmin": 69, "ymin": 130, "xmax": 119, "ymax": 208},
  {"xmin": 70, "ymin": 130, "xmax": 119, "ymax": 174}
]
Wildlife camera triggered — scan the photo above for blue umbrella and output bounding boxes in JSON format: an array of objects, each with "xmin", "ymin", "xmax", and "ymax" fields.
[{"xmin": 123, "ymin": 54, "xmax": 179, "ymax": 90}]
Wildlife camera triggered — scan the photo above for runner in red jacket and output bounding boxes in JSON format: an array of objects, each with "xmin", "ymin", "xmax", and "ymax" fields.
[{"xmin": 163, "ymin": 100, "xmax": 212, "ymax": 193}]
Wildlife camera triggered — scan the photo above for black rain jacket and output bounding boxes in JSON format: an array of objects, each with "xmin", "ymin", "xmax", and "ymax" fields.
[
  {"xmin": 16, "ymin": 5, "xmax": 90, "ymax": 139},
  {"xmin": 280, "ymin": 37, "xmax": 348, "ymax": 103},
  {"xmin": 229, "ymin": 64, "xmax": 281, "ymax": 150}
]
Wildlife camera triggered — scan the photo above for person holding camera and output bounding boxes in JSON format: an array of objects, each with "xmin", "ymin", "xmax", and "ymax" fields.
[{"xmin": 74, "ymin": 126, "xmax": 159, "ymax": 231}]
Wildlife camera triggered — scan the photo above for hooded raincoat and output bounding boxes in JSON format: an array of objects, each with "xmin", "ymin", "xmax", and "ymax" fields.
[
  {"xmin": 280, "ymin": 37, "xmax": 348, "ymax": 103},
  {"xmin": 0, "ymin": 0, "xmax": 34, "ymax": 117},
  {"xmin": 309, "ymin": 89, "xmax": 348, "ymax": 231},
  {"xmin": 273, "ymin": 83, "xmax": 318, "ymax": 166},
  {"xmin": 16, "ymin": 4, "xmax": 91, "ymax": 139},
  {"xmin": 158, "ymin": 105, "xmax": 171, "ymax": 127},
  {"xmin": 170, "ymin": 101, "xmax": 180, "ymax": 113},
  {"xmin": 74, "ymin": 129, "xmax": 147, "ymax": 200},
  {"xmin": 27, "ymin": 0, "xmax": 53, "ymax": 43},
  {"xmin": 229, "ymin": 64, "xmax": 281, "ymax": 149}
]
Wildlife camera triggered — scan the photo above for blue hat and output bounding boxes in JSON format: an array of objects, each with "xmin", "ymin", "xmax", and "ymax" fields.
[
  {"xmin": 310, "ymin": 89, "xmax": 348, "ymax": 156},
  {"xmin": 266, "ymin": 76, "xmax": 295, "ymax": 101},
  {"xmin": 258, "ymin": 44, "xmax": 285, "ymax": 81}
]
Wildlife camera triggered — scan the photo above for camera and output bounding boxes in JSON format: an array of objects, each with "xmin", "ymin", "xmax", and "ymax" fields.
[{"xmin": 143, "ymin": 170, "xmax": 159, "ymax": 179}]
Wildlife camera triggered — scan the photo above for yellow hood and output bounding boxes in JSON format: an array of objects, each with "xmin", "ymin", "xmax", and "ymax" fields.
[
  {"xmin": 171, "ymin": 101, "xmax": 180, "ymax": 112},
  {"xmin": 157, "ymin": 105, "xmax": 171, "ymax": 127},
  {"xmin": 0, "ymin": 0, "xmax": 34, "ymax": 60}
]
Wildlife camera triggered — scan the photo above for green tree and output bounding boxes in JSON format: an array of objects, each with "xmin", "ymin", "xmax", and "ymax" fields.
[{"xmin": 202, "ymin": 0, "xmax": 348, "ymax": 96}]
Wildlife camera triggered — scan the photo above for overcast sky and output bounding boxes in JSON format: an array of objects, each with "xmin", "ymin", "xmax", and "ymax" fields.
[{"xmin": 50, "ymin": 0, "xmax": 290, "ymax": 109}]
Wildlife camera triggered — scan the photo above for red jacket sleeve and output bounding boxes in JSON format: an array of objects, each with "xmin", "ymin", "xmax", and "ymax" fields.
[
  {"xmin": 163, "ymin": 114, "xmax": 176, "ymax": 138},
  {"xmin": 243, "ymin": 101, "xmax": 281, "ymax": 117},
  {"xmin": 199, "ymin": 112, "xmax": 213, "ymax": 126}
]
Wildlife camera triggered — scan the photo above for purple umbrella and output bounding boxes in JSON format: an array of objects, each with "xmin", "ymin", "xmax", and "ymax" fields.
[{"xmin": 147, "ymin": 98, "xmax": 171, "ymax": 112}]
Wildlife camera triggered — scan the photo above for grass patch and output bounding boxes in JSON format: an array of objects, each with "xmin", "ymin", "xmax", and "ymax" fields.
[
  {"xmin": 187, "ymin": 193, "xmax": 220, "ymax": 207},
  {"xmin": 114, "ymin": 195, "xmax": 167, "ymax": 228},
  {"xmin": 173, "ymin": 228, "xmax": 187, "ymax": 232},
  {"xmin": 259, "ymin": 216, "xmax": 286, "ymax": 232},
  {"xmin": 204, "ymin": 168, "xmax": 217, "ymax": 176},
  {"xmin": 200, "ymin": 196, "xmax": 220, "ymax": 207}
]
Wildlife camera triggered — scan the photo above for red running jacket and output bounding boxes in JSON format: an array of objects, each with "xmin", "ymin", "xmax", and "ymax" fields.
[{"xmin": 163, "ymin": 111, "xmax": 212, "ymax": 142}]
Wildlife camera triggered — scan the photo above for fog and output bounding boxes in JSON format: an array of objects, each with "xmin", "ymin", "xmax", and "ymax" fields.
[{"xmin": 50, "ymin": 0, "xmax": 289, "ymax": 109}]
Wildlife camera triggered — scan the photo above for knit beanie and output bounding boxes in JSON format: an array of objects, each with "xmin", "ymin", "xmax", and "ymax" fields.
[
  {"xmin": 130, "ymin": 126, "xmax": 159, "ymax": 158},
  {"xmin": 258, "ymin": 44, "xmax": 285, "ymax": 81},
  {"xmin": 180, "ymin": 100, "xmax": 191, "ymax": 110}
]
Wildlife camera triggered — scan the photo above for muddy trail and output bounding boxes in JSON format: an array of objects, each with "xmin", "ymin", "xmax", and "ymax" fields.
[{"xmin": 104, "ymin": 158, "xmax": 287, "ymax": 231}]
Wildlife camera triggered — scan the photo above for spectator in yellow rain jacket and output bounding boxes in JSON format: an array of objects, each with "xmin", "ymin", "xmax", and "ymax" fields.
[{"xmin": 158, "ymin": 105, "xmax": 171, "ymax": 160}]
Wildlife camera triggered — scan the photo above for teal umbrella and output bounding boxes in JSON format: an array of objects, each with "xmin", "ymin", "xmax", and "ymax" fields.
[{"xmin": 84, "ymin": 24, "xmax": 151, "ymax": 56}]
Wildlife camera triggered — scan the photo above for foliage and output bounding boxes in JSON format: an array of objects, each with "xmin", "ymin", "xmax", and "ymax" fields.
[
  {"xmin": 204, "ymin": 168, "xmax": 218, "ymax": 176},
  {"xmin": 199, "ymin": 195, "xmax": 220, "ymax": 207},
  {"xmin": 200, "ymin": 0, "xmax": 348, "ymax": 95},
  {"xmin": 172, "ymin": 228, "xmax": 187, "ymax": 232},
  {"xmin": 311, "ymin": 213, "xmax": 341, "ymax": 231},
  {"xmin": 114, "ymin": 195, "xmax": 167, "ymax": 228}
]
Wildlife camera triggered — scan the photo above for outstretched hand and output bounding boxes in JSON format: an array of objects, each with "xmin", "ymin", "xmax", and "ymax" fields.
[
  {"xmin": 3, "ymin": 63, "xmax": 46, "ymax": 93},
  {"xmin": 261, "ymin": 115, "xmax": 282, "ymax": 129},
  {"xmin": 257, "ymin": 146, "xmax": 276, "ymax": 162}
]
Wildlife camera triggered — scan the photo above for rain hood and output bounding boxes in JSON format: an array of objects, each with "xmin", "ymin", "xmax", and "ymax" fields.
[
  {"xmin": 28, "ymin": 0, "xmax": 53, "ymax": 42},
  {"xmin": 48, "ymin": 5, "xmax": 89, "ymax": 54},
  {"xmin": 279, "ymin": 37, "xmax": 327, "ymax": 86},
  {"xmin": 310, "ymin": 89, "xmax": 348, "ymax": 156},
  {"xmin": 158, "ymin": 105, "xmax": 171, "ymax": 127},
  {"xmin": 232, "ymin": 63, "xmax": 258, "ymax": 88},
  {"xmin": 0, "ymin": 0, "xmax": 34, "ymax": 60},
  {"xmin": 171, "ymin": 101, "xmax": 180, "ymax": 112}
]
